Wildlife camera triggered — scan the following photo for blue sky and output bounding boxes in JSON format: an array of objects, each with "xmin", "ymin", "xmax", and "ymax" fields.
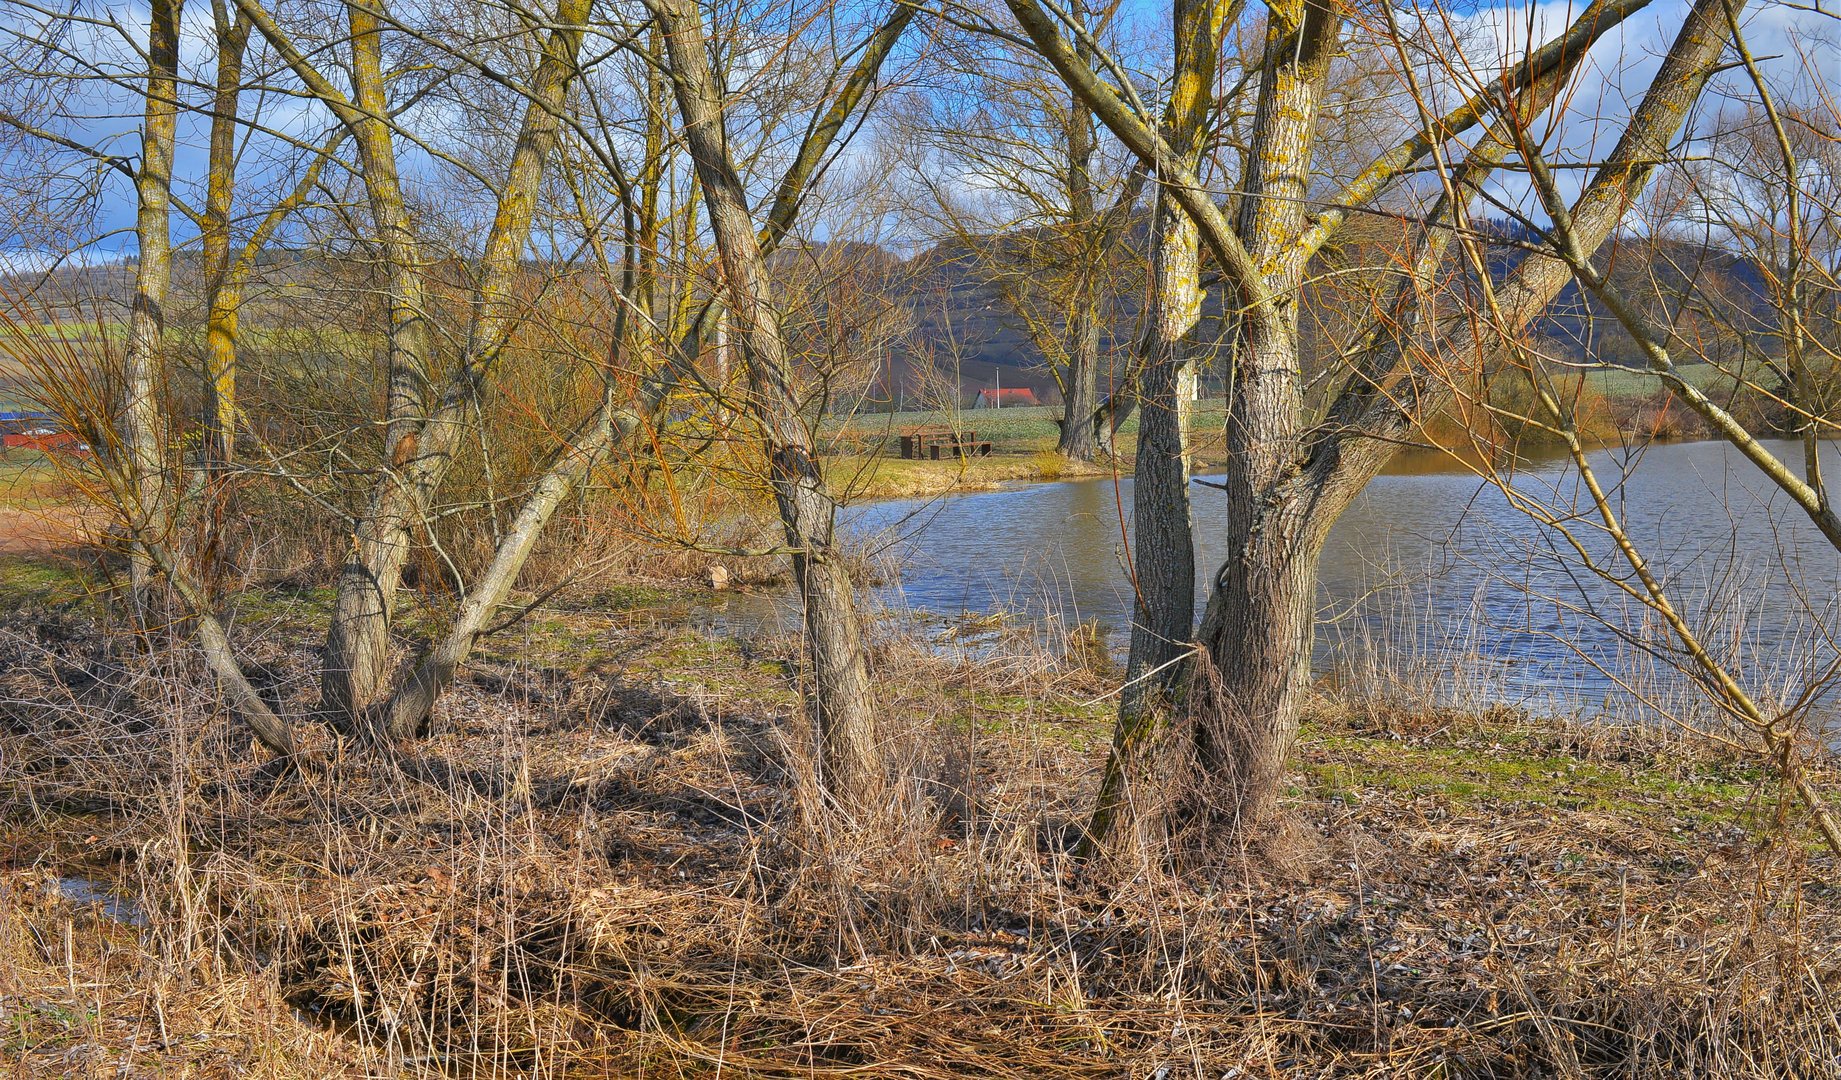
[{"xmin": 1, "ymin": 0, "xmax": 1835, "ymax": 270}]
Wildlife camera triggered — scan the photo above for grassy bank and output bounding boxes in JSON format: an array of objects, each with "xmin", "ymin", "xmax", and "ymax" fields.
[
  {"xmin": 1, "ymin": 565, "xmax": 1835, "ymax": 1078},
  {"xmin": 824, "ymin": 364, "xmax": 1783, "ymax": 501},
  {"xmin": 833, "ymin": 449, "xmax": 1116, "ymax": 500},
  {"xmin": 825, "ymin": 401, "xmax": 1230, "ymax": 499}
]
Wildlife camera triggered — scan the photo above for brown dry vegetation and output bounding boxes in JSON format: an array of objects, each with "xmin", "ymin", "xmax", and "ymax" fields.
[{"xmin": 1, "ymin": 561, "xmax": 1836, "ymax": 1079}]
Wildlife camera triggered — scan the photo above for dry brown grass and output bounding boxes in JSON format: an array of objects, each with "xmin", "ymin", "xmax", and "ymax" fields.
[{"xmin": 1, "ymin": 584, "xmax": 1837, "ymax": 1078}]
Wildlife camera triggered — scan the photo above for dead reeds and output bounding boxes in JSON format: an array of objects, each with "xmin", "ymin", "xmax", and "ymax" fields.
[{"xmin": 2, "ymin": 583, "xmax": 1836, "ymax": 1078}]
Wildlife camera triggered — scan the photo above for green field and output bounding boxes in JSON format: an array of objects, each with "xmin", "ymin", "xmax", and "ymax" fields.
[
  {"xmin": 838, "ymin": 362, "xmax": 1760, "ymax": 455},
  {"xmin": 1578, "ymin": 359, "xmax": 1766, "ymax": 398},
  {"xmin": 828, "ymin": 399, "xmax": 1232, "ymax": 453}
]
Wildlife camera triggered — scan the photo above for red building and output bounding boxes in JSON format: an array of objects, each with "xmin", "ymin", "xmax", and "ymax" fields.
[{"xmin": 972, "ymin": 387, "xmax": 1039, "ymax": 409}]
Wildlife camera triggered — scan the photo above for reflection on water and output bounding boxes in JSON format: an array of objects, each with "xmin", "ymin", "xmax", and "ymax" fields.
[{"xmin": 843, "ymin": 440, "xmax": 1841, "ymax": 727}]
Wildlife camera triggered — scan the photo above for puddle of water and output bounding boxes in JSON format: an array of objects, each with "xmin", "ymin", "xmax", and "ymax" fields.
[{"xmin": 56, "ymin": 875, "xmax": 146, "ymax": 927}]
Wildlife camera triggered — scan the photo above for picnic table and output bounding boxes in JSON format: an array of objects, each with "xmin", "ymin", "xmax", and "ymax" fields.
[{"xmin": 899, "ymin": 425, "xmax": 992, "ymax": 460}]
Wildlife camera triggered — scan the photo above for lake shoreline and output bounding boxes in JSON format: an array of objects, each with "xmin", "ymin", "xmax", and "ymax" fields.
[{"xmin": 838, "ymin": 431, "xmax": 1784, "ymax": 504}]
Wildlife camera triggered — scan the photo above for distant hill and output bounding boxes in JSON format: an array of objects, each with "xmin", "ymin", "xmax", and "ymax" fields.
[{"xmin": 2, "ymin": 222, "xmax": 1781, "ymax": 410}]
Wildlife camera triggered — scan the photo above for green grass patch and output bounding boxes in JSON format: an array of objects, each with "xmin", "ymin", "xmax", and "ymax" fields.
[
  {"xmin": 0, "ymin": 456, "xmax": 67, "ymax": 508},
  {"xmin": 1298, "ymin": 720, "xmax": 1767, "ymax": 832},
  {"xmin": 0, "ymin": 556, "xmax": 92, "ymax": 610},
  {"xmin": 1579, "ymin": 360, "xmax": 1765, "ymax": 399}
]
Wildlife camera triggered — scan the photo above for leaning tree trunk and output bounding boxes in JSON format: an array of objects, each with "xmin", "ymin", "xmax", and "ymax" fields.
[{"xmin": 648, "ymin": 0, "xmax": 886, "ymax": 813}]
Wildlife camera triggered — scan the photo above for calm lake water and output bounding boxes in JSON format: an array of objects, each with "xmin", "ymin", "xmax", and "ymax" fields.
[{"xmin": 842, "ymin": 440, "xmax": 1841, "ymax": 728}]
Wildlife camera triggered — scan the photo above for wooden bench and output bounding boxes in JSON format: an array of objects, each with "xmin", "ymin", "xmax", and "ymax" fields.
[
  {"xmin": 899, "ymin": 426, "xmax": 952, "ymax": 459},
  {"xmin": 899, "ymin": 426, "xmax": 993, "ymax": 460},
  {"xmin": 927, "ymin": 438, "xmax": 992, "ymax": 460}
]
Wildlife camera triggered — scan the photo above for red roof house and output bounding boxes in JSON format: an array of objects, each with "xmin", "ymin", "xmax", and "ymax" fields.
[{"xmin": 972, "ymin": 387, "xmax": 1039, "ymax": 409}]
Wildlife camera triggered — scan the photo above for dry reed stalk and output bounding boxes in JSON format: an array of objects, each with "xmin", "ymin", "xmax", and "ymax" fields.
[{"xmin": 1, "ymin": 587, "xmax": 1836, "ymax": 1077}]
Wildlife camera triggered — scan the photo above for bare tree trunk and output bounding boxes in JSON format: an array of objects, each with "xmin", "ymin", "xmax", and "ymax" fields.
[
  {"xmin": 1058, "ymin": 86, "xmax": 1103, "ymax": 460},
  {"xmin": 233, "ymin": 0, "xmax": 591, "ymax": 721},
  {"xmin": 343, "ymin": 0, "xmax": 431, "ymax": 457},
  {"xmin": 1059, "ymin": 303, "xmax": 1103, "ymax": 458},
  {"xmin": 1084, "ymin": 198, "xmax": 1201, "ymax": 846},
  {"xmin": 317, "ymin": 0, "xmax": 437, "ymax": 719},
  {"xmin": 1192, "ymin": 529, "xmax": 1325, "ymax": 824},
  {"xmin": 188, "ymin": 0, "xmax": 253, "ymax": 592},
  {"xmin": 1190, "ymin": 448, "xmax": 1329, "ymax": 828},
  {"xmin": 378, "ymin": 0, "xmax": 910, "ymax": 740},
  {"xmin": 646, "ymin": 0, "xmax": 892, "ymax": 813},
  {"xmin": 122, "ymin": 0, "xmax": 183, "ymax": 609},
  {"xmin": 1155, "ymin": 0, "xmax": 1332, "ymax": 827},
  {"xmin": 201, "ymin": 1, "xmax": 249, "ymax": 472},
  {"xmin": 236, "ymin": 0, "xmax": 440, "ymax": 716},
  {"xmin": 1082, "ymin": 0, "xmax": 1222, "ymax": 849}
]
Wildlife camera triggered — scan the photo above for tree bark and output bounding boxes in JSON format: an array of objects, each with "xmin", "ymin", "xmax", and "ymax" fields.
[
  {"xmin": 1176, "ymin": 0, "xmax": 1337, "ymax": 825},
  {"xmin": 1059, "ymin": 299, "xmax": 1104, "ymax": 459},
  {"xmin": 122, "ymin": 0, "xmax": 183, "ymax": 609},
  {"xmin": 1083, "ymin": 0, "xmax": 1224, "ymax": 849},
  {"xmin": 1057, "ymin": 82, "xmax": 1103, "ymax": 460},
  {"xmin": 1085, "ymin": 197, "xmax": 1201, "ymax": 845},
  {"xmin": 646, "ymin": 0, "xmax": 895, "ymax": 813},
  {"xmin": 201, "ymin": 0, "xmax": 250, "ymax": 472}
]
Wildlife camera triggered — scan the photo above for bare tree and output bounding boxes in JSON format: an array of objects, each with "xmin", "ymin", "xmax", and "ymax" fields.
[
  {"xmin": 640, "ymin": 0, "xmax": 917, "ymax": 813},
  {"xmin": 234, "ymin": 0, "xmax": 595, "ymax": 724},
  {"xmin": 1437, "ymin": 24, "xmax": 1841, "ymax": 849},
  {"xmin": 892, "ymin": 1, "xmax": 1142, "ymax": 458},
  {"xmin": 1004, "ymin": 0, "xmax": 1732, "ymax": 838}
]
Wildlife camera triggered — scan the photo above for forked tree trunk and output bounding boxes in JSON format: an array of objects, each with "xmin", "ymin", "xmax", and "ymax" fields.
[
  {"xmin": 232, "ymin": 0, "xmax": 589, "ymax": 722},
  {"xmin": 647, "ymin": 0, "xmax": 887, "ymax": 813},
  {"xmin": 377, "ymin": 0, "xmax": 910, "ymax": 742},
  {"xmin": 377, "ymin": 410, "xmax": 617, "ymax": 738},
  {"xmin": 1007, "ymin": 0, "xmax": 1723, "ymax": 839},
  {"xmin": 1186, "ymin": 0, "xmax": 1743, "ymax": 828}
]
